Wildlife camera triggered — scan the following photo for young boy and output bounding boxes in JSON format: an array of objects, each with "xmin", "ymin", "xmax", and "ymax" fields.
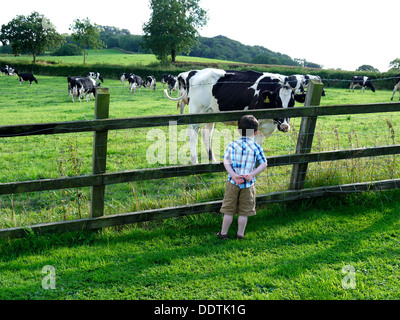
[{"xmin": 217, "ymin": 115, "xmax": 268, "ymax": 239}]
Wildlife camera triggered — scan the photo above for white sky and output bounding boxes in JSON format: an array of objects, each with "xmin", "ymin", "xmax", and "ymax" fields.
[{"xmin": 0, "ymin": 0, "xmax": 398, "ymax": 72}]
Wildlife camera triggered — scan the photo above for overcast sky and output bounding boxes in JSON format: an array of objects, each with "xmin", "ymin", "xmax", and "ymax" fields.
[{"xmin": 0, "ymin": 0, "xmax": 398, "ymax": 72}]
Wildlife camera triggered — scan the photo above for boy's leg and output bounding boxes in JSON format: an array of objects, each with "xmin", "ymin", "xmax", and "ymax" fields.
[
  {"xmin": 237, "ymin": 215, "xmax": 248, "ymax": 237},
  {"xmin": 221, "ymin": 214, "xmax": 234, "ymax": 235}
]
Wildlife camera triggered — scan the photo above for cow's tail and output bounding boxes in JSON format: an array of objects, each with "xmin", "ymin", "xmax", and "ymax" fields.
[{"xmin": 164, "ymin": 89, "xmax": 187, "ymax": 101}]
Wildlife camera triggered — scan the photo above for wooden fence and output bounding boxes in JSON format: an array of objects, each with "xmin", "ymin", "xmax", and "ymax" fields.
[{"xmin": 1, "ymin": 82, "xmax": 400, "ymax": 239}]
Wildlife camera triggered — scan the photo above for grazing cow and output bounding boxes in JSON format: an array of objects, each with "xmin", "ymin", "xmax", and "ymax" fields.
[
  {"xmin": 164, "ymin": 68, "xmax": 306, "ymax": 164},
  {"xmin": 161, "ymin": 74, "xmax": 178, "ymax": 93},
  {"xmin": 68, "ymin": 76, "xmax": 100, "ymax": 102},
  {"xmin": 120, "ymin": 73, "xmax": 134, "ymax": 86},
  {"xmin": 285, "ymin": 75, "xmax": 306, "ymax": 94},
  {"xmin": 302, "ymin": 74, "xmax": 326, "ymax": 96},
  {"xmin": 88, "ymin": 72, "xmax": 104, "ymax": 83},
  {"xmin": 1, "ymin": 65, "xmax": 17, "ymax": 76},
  {"xmin": 167, "ymin": 76, "xmax": 178, "ymax": 94},
  {"xmin": 350, "ymin": 76, "xmax": 375, "ymax": 92},
  {"xmin": 0, "ymin": 66, "xmax": 9, "ymax": 76},
  {"xmin": 284, "ymin": 74, "xmax": 325, "ymax": 96},
  {"xmin": 17, "ymin": 72, "xmax": 38, "ymax": 86},
  {"xmin": 128, "ymin": 75, "xmax": 145, "ymax": 94},
  {"xmin": 145, "ymin": 76, "xmax": 156, "ymax": 91},
  {"xmin": 173, "ymin": 71, "xmax": 191, "ymax": 114},
  {"xmin": 390, "ymin": 74, "xmax": 400, "ymax": 101},
  {"xmin": 161, "ymin": 74, "xmax": 172, "ymax": 87}
]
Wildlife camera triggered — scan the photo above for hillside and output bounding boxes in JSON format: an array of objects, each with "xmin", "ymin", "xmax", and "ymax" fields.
[
  {"xmin": 98, "ymin": 28, "xmax": 319, "ymax": 68},
  {"xmin": 187, "ymin": 35, "xmax": 301, "ymax": 67}
]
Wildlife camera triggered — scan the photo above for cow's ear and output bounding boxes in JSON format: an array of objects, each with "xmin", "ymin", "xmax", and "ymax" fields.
[
  {"xmin": 294, "ymin": 93, "xmax": 306, "ymax": 103},
  {"xmin": 261, "ymin": 90, "xmax": 274, "ymax": 104}
]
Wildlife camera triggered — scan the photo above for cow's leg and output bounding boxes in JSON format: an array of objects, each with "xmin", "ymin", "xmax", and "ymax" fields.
[
  {"xmin": 188, "ymin": 124, "xmax": 200, "ymax": 165},
  {"xmin": 201, "ymin": 122, "xmax": 216, "ymax": 163},
  {"xmin": 254, "ymin": 132, "xmax": 266, "ymax": 146},
  {"xmin": 391, "ymin": 85, "xmax": 399, "ymax": 101},
  {"xmin": 257, "ymin": 120, "xmax": 277, "ymax": 145}
]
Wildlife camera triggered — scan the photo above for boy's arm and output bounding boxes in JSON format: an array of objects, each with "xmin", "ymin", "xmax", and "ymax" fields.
[
  {"xmin": 243, "ymin": 161, "xmax": 267, "ymax": 182},
  {"xmin": 223, "ymin": 158, "xmax": 244, "ymax": 185}
]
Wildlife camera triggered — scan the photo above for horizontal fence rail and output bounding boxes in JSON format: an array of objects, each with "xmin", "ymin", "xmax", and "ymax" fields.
[
  {"xmin": 1, "ymin": 84, "xmax": 400, "ymax": 239},
  {"xmin": 0, "ymin": 103, "xmax": 400, "ymax": 138},
  {"xmin": 1, "ymin": 145, "xmax": 400, "ymax": 196}
]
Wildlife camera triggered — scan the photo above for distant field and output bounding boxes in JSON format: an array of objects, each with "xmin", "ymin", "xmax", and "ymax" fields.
[{"xmin": 0, "ymin": 49, "xmax": 239, "ymax": 66}]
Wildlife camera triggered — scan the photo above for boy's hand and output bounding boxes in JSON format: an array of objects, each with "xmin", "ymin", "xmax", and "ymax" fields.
[
  {"xmin": 232, "ymin": 174, "xmax": 245, "ymax": 185},
  {"xmin": 242, "ymin": 173, "xmax": 254, "ymax": 182}
]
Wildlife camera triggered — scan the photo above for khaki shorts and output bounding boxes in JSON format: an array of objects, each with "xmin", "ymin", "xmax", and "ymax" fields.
[{"xmin": 220, "ymin": 181, "xmax": 256, "ymax": 217}]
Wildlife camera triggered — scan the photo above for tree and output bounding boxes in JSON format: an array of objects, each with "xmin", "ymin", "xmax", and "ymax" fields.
[
  {"xmin": 0, "ymin": 12, "xmax": 64, "ymax": 63},
  {"xmin": 389, "ymin": 58, "xmax": 400, "ymax": 70},
  {"xmin": 69, "ymin": 18, "xmax": 106, "ymax": 64},
  {"xmin": 356, "ymin": 65, "xmax": 379, "ymax": 72},
  {"xmin": 142, "ymin": 0, "xmax": 208, "ymax": 65},
  {"xmin": 52, "ymin": 43, "xmax": 82, "ymax": 56}
]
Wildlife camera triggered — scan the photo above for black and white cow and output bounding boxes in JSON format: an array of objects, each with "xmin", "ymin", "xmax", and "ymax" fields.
[
  {"xmin": 161, "ymin": 74, "xmax": 178, "ymax": 93},
  {"xmin": 390, "ymin": 74, "xmax": 400, "ymax": 101},
  {"xmin": 67, "ymin": 76, "xmax": 100, "ymax": 102},
  {"xmin": 301, "ymin": 74, "xmax": 325, "ymax": 96},
  {"xmin": 128, "ymin": 75, "xmax": 145, "ymax": 94},
  {"xmin": 17, "ymin": 72, "xmax": 38, "ymax": 85},
  {"xmin": 88, "ymin": 72, "xmax": 104, "ymax": 83},
  {"xmin": 161, "ymin": 74, "xmax": 172, "ymax": 87},
  {"xmin": 0, "ymin": 66, "xmax": 9, "ymax": 76},
  {"xmin": 164, "ymin": 68, "xmax": 306, "ymax": 164},
  {"xmin": 174, "ymin": 71, "xmax": 191, "ymax": 114},
  {"xmin": 285, "ymin": 74, "xmax": 325, "ymax": 96},
  {"xmin": 1, "ymin": 65, "xmax": 17, "ymax": 76},
  {"xmin": 350, "ymin": 76, "xmax": 375, "ymax": 92},
  {"xmin": 120, "ymin": 73, "xmax": 134, "ymax": 86},
  {"xmin": 145, "ymin": 76, "xmax": 156, "ymax": 91},
  {"xmin": 285, "ymin": 75, "xmax": 305, "ymax": 94}
]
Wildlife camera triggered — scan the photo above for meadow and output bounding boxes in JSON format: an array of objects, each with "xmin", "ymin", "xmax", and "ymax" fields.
[
  {"xmin": 0, "ymin": 57, "xmax": 400, "ymax": 300},
  {"xmin": 1, "ymin": 49, "xmax": 239, "ymax": 68}
]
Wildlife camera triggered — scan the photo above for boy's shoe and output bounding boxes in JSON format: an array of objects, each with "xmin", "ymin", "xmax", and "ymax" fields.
[
  {"xmin": 216, "ymin": 231, "xmax": 229, "ymax": 239},
  {"xmin": 235, "ymin": 234, "xmax": 245, "ymax": 240}
]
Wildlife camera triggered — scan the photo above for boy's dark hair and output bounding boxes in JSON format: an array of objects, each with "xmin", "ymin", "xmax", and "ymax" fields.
[{"xmin": 238, "ymin": 115, "xmax": 259, "ymax": 136}]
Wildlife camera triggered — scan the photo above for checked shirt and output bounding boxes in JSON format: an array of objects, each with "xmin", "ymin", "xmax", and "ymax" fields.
[{"xmin": 223, "ymin": 136, "xmax": 267, "ymax": 189}]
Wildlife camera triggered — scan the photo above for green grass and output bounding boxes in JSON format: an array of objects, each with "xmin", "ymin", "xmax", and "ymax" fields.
[
  {"xmin": 0, "ymin": 74, "xmax": 399, "ymax": 226},
  {"xmin": 0, "ymin": 70, "xmax": 400, "ymax": 300},
  {"xmin": 1, "ymin": 49, "xmax": 238, "ymax": 67},
  {"xmin": 1, "ymin": 191, "xmax": 400, "ymax": 300}
]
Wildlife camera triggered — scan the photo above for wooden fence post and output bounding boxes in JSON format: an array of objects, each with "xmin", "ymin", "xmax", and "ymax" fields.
[
  {"xmin": 90, "ymin": 88, "xmax": 110, "ymax": 218},
  {"xmin": 289, "ymin": 80, "xmax": 324, "ymax": 190}
]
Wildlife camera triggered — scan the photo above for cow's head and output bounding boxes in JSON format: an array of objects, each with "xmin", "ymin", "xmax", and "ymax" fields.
[
  {"xmin": 366, "ymin": 81, "xmax": 376, "ymax": 92},
  {"xmin": 261, "ymin": 84, "xmax": 305, "ymax": 132}
]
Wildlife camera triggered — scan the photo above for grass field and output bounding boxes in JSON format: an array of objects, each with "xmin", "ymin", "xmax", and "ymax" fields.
[
  {"xmin": 1, "ymin": 49, "xmax": 238, "ymax": 67},
  {"xmin": 0, "ymin": 68, "xmax": 400, "ymax": 300}
]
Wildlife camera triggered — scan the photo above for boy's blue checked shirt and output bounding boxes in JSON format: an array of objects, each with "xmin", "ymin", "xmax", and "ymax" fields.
[{"xmin": 223, "ymin": 136, "xmax": 267, "ymax": 189}]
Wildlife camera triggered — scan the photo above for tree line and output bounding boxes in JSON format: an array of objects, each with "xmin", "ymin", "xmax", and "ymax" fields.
[
  {"xmin": 0, "ymin": 0, "xmax": 318, "ymax": 68},
  {"xmin": 1, "ymin": 0, "xmax": 399, "ymax": 72}
]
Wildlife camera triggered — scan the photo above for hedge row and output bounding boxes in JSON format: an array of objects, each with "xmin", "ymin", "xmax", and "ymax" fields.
[{"xmin": 1, "ymin": 58, "xmax": 399, "ymax": 90}]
